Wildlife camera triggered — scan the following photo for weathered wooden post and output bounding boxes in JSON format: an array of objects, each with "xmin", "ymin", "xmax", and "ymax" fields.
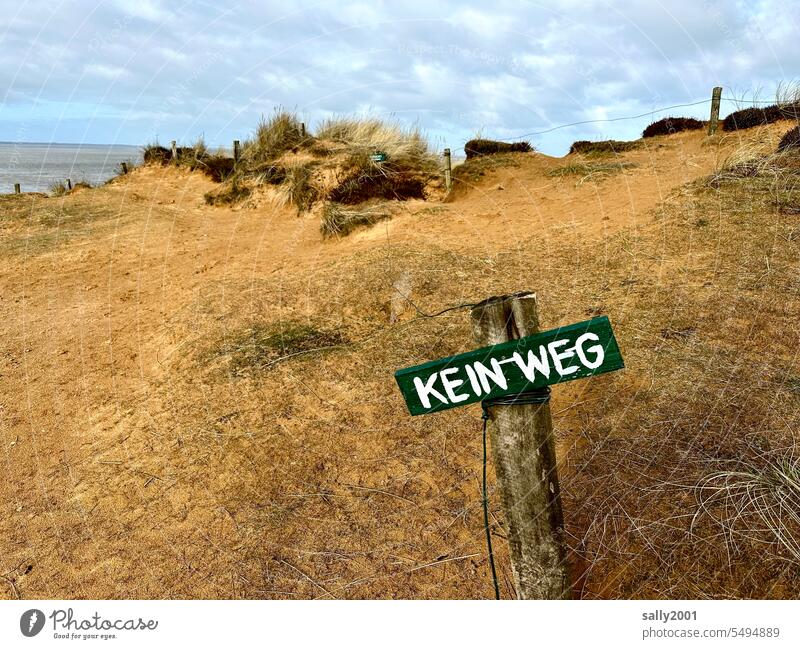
[
  {"xmin": 443, "ymin": 148, "xmax": 452, "ymax": 192},
  {"xmin": 394, "ymin": 293, "xmax": 624, "ymax": 599},
  {"xmin": 233, "ymin": 139, "xmax": 240, "ymax": 163},
  {"xmin": 66, "ymin": 179, "xmax": 72, "ymax": 190},
  {"xmin": 120, "ymin": 162, "xmax": 128, "ymax": 174},
  {"xmin": 300, "ymin": 122, "xmax": 306, "ymax": 138},
  {"xmin": 708, "ymin": 86, "xmax": 723, "ymax": 135},
  {"xmin": 171, "ymin": 140, "xmax": 177, "ymax": 160},
  {"xmin": 470, "ymin": 292, "xmax": 570, "ymax": 599},
  {"xmin": 14, "ymin": 183, "xmax": 20, "ymax": 194}
]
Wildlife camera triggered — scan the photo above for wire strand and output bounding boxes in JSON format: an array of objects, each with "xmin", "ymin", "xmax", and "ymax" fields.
[
  {"xmin": 481, "ymin": 411, "xmax": 501, "ymax": 600},
  {"xmin": 479, "ymin": 387, "xmax": 552, "ymax": 600},
  {"xmin": 471, "ymin": 94, "xmax": 793, "ymax": 145}
]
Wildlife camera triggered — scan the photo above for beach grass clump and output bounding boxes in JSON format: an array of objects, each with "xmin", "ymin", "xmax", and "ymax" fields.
[
  {"xmin": 320, "ymin": 202, "xmax": 393, "ymax": 238},
  {"xmin": 142, "ymin": 137, "xmax": 234, "ymax": 182},
  {"xmin": 49, "ymin": 181, "xmax": 68, "ymax": 197},
  {"xmin": 464, "ymin": 138, "xmax": 532, "ymax": 160},
  {"xmin": 316, "ymin": 118, "xmax": 437, "ymax": 171},
  {"xmin": 196, "ymin": 155, "xmax": 235, "ymax": 182},
  {"xmin": 275, "ymin": 163, "xmax": 319, "ymax": 212},
  {"xmin": 142, "ymin": 142, "xmax": 172, "ymax": 165},
  {"xmin": 240, "ymin": 111, "xmax": 307, "ymax": 167},
  {"xmin": 317, "ymin": 118, "xmax": 437, "ymax": 207},
  {"xmin": 643, "ymin": 116, "xmax": 704, "ymax": 138},
  {"xmin": 202, "ymin": 113, "xmax": 438, "ymax": 221}
]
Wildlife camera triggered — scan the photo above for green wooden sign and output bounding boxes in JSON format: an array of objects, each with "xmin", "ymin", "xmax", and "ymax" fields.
[{"xmin": 395, "ymin": 316, "xmax": 624, "ymax": 416}]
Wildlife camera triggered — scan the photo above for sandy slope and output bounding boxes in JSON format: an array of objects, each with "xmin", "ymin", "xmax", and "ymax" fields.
[{"xmin": 0, "ymin": 125, "xmax": 794, "ymax": 599}]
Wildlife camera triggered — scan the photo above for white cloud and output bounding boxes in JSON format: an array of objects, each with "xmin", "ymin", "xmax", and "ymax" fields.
[
  {"xmin": 0, "ymin": 1, "xmax": 797, "ymax": 153},
  {"xmin": 83, "ymin": 63, "xmax": 128, "ymax": 79}
]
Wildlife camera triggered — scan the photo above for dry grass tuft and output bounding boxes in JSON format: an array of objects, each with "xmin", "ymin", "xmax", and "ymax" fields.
[
  {"xmin": 275, "ymin": 163, "xmax": 319, "ymax": 212},
  {"xmin": 706, "ymin": 131, "xmax": 792, "ymax": 186},
  {"xmin": 320, "ymin": 203, "xmax": 394, "ymax": 238},
  {"xmin": 317, "ymin": 117, "xmax": 438, "ymax": 175},
  {"xmin": 49, "ymin": 180, "xmax": 69, "ymax": 197},
  {"xmin": 241, "ymin": 111, "xmax": 307, "ymax": 166},
  {"xmin": 695, "ymin": 453, "xmax": 800, "ymax": 564}
]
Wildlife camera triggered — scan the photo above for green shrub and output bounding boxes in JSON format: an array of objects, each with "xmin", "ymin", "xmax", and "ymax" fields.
[
  {"xmin": 643, "ymin": 117, "xmax": 704, "ymax": 138},
  {"xmin": 464, "ymin": 138, "xmax": 532, "ymax": 160},
  {"xmin": 723, "ymin": 104, "xmax": 800, "ymax": 131},
  {"xmin": 569, "ymin": 140, "xmax": 641, "ymax": 155}
]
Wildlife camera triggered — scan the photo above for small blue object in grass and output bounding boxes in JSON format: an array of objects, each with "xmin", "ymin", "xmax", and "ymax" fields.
[{"xmin": 370, "ymin": 152, "xmax": 387, "ymax": 162}]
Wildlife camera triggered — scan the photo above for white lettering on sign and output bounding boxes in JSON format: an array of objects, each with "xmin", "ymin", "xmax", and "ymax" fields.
[
  {"xmin": 412, "ymin": 335, "xmax": 606, "ymax": 408},
  {"xmin": 413, "ymin": 373, "xmax": 447, "ymax": 409},
  {"xmin": 574, "ymin": 332, "xmax": 604, "ymax": 368}
]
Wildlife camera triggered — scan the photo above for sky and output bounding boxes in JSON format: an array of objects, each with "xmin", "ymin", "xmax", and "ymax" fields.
[{"xmin": 1, "ymin": 0, "xmax": 798, "ymax": 155}]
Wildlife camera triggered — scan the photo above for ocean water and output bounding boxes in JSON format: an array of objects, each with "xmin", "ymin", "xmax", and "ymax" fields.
[{"xmin": 0, "ymin": 142, "xmax": 142, "ymax": 194}]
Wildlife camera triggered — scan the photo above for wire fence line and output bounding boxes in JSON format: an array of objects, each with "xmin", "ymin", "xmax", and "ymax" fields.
[{"xmin": 474, "ymin": 93, "xmax": 790, "ymax": 145}]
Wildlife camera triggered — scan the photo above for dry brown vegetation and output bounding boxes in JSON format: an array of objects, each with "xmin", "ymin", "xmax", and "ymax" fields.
[
  {"xmin": 464, "ymin": 139, "xmax": 533, "ymax": 159},
  {"xmin": 197, "ymin": 113, "xmax": 441, "ymax": 229},
  {"xmin": 1, "ymin": 123, "xmax": 799, "ymax": 600},
  {"xmin": 569, "ymin": 139, "xmax": 642, "ymax": 155},
  {"xmin": 643, "ymin": 116, "xmax": 705, "ymax": 138},
  {"xmin": 143, "ymin": 137, "xmax": 234, "ymax": 183}
]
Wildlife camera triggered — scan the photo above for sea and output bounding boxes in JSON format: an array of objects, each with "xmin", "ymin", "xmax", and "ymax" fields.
[{"xmin": 0, "ymin": 142, "xmax": 143, "ymax": 194}]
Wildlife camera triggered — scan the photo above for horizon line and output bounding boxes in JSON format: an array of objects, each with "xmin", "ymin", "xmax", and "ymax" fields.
[{"xmin": 0, "ymin": 140, "xmax": 142, "ymax": 147}]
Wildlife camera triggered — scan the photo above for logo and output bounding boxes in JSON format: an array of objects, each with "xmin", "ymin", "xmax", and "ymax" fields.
[{"xmin": 20, "ymin": 609, "xmax": 45, "ymax": 637}]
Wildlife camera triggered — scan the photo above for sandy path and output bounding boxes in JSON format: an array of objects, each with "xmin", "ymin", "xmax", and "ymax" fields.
[{"xmin": 0, "ymin": 128, "xmax": 738, "ymax": 598}]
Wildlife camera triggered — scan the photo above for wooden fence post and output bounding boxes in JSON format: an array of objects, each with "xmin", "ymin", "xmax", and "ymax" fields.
[
  {"xmin": 14, "ymin": 183, "xmax": 20, "ymax": 194},
  {"xmin": 443, "ymin": 148, "xmax": 452, "ymax": 192},
  {"xmin": 120, "ymin": 162, "xmax": 128, "ymax": 174},
  {"xmin": 470, "ymin": 292, "xmax": 570, "ymax": 599},
  {"xmin": 233, "ymin": 139, "xmax": 240, "ymax": 163},
  {"xmin": 66, "ymin": 179, "xmax": 72, "ymax": 190},
  {"xmin": 708, "ymin": 86, "xmax": 723, "ymax": 135},
  {"xmin": 171, "ymin": 140, "xmax": 177, "ymax": 160},
  {"xmin": 300, "ymin": 122, "xmax": 306, "ymax": 138}
]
